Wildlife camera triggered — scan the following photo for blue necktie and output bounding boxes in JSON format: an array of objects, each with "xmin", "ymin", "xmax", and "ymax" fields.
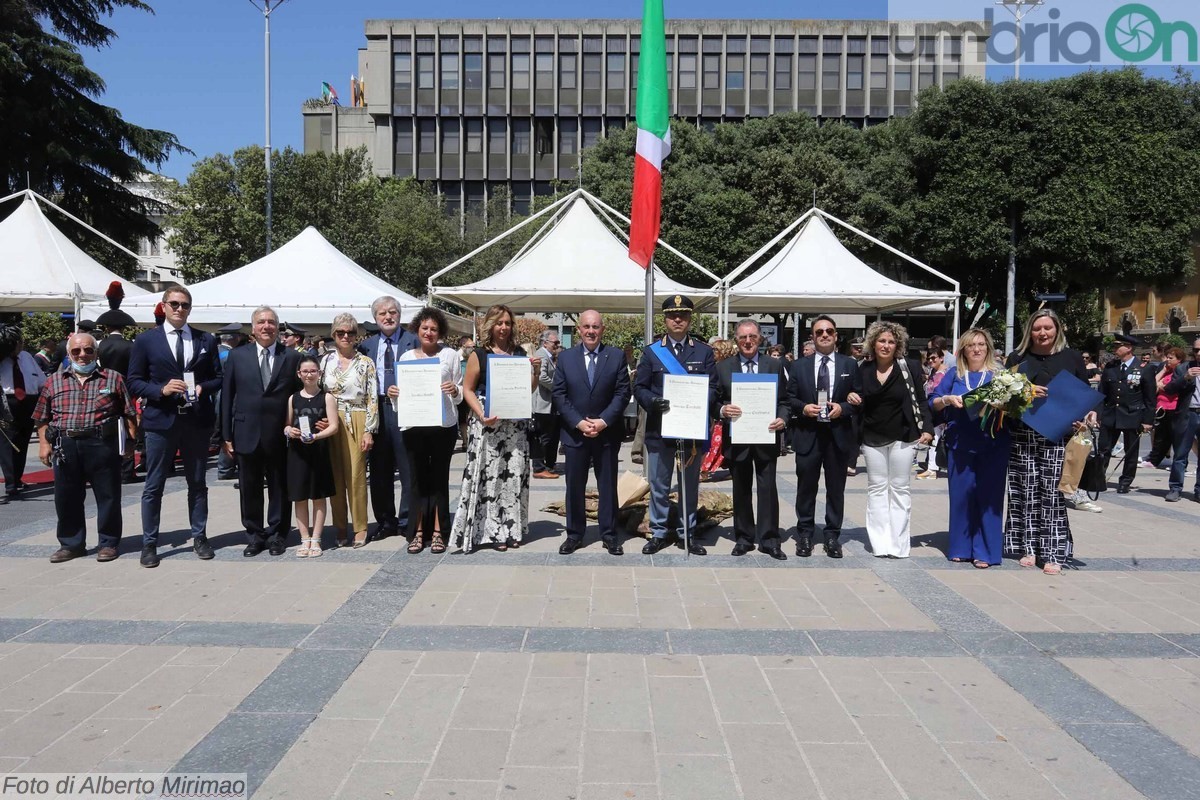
[
  {"xmin": 383, "ymin": 337, "xmax": 395, "ymax": 392},
  {"xmin": 587, "ymin": 351, "xmax": 596, "ymax": 387}
]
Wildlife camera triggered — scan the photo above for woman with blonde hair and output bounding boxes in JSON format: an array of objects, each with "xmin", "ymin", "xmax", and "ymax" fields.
[
  {"xmin": 1004, "ymin": 309, "xmax": 1093, "ymax": 574},
  {"xmin": 450, "ymin": 304, "xmax": 539, "ymax": 552},
  {"xmin": 850, "ymin": 321, "xmax": 934, "ymax": 558},
  {"xmin": 320, "ymin": 313, "xmax": 378, "ymax": 548},
  {"xmin": 928, "ymin": 328, "xmax": 1009, "ymax": 567}
]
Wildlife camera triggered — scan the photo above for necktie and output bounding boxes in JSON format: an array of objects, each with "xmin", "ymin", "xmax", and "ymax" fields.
[
  {"xmin": 174, "ymin": 329, "xmax": 185, "ymax": 372},
  {"xmin": 673, "ymin": 342, "xmax": 683, "ymax": 359},
  {"xmin": 383, "ymin": 337, "xmax": 396, "ymax": 392},
  {"xmin": 259, "ymin": 347, "xmax": 272, "ymax": 390},
  {"xmin": 11, "ymin": 358, "xmax": 25, "ymax": 401},
  {"xmin": 818, "ymin": 356, "xmax": 830, "ymax": 393},
  {"xmin": 587, "ymin": 351, "xmax": 596, "ymax": 387},
  {"xmin": 743, "ymin": 359, "xmax": 755, "ymax": 374}
]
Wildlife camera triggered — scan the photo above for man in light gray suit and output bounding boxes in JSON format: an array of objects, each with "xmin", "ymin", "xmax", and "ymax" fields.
[{"xmin": 532, "ymin": 329, "xmax": 562, "ymax": 479}]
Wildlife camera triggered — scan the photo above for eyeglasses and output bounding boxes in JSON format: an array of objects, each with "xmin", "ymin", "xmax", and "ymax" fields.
[
  {"xmin": 333, "ymin": 330, "xmax": 355, "ymax": 338},
  {"xmin": 813, "ymin": 328, "xmax": 836, "ymax": 337},
  {"xmin": 166, "ymin": 300, "xmax": 191, "ymax": 310},
  {"xmin": 69, "ymin": 347, "xmax": 95, "ymax": 356},
  {"xmin": 735, "ymin": 334, "xmax": 760, "ymax": 341}
]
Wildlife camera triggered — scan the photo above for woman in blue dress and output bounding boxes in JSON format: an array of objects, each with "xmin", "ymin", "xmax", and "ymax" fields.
[{"xmin": 928, "ymin": 328, "xmax": 1009, "ymax": 568}]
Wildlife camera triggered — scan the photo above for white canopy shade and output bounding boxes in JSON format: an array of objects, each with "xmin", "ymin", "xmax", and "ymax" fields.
[
  {"xmin": 725, "ymin": 211, "xmax": 958, "ymax": 315},
  {"xmin": 82, "ymin": 226, "xmax": 430, "ymax": 329},
  {"xmin": 430, "ymin": 192, "xmax": 719, "ymax": 314},
  {"xmin": 0, "ymin": 192, "xmax": 150, "ymax": 312}
]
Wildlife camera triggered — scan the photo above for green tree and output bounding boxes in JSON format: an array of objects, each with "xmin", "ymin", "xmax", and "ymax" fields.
[{"xmin": 0, "ymin": 1, "xmax": 186, "ymax": 273}]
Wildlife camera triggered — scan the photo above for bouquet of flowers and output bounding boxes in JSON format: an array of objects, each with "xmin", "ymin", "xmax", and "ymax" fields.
[{"xmin": 963, "ymin": 367, "xmax": 1036, "ymax": 437}]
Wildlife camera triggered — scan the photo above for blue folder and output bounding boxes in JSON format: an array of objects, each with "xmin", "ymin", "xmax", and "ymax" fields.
[{"xmin": 1020, "ymin": 371, "xmax": 1101, "ymax": 442}]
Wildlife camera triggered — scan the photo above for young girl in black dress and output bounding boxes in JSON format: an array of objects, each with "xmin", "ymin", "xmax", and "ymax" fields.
[{"xmin": 284, "ymin": 356, "xmax": 340, "ymax": 557}]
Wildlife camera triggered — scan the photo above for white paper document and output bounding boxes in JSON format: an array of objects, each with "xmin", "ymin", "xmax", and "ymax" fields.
[
  {"xmin": 485, "ymin": 356, "xmax": 533, "ymax": 420},
  {"xmin": 661, "ymin": 374, "xmax": 710, "ymax": 440},
  {"xmin": 730, "ymin": 375, "xmax": 778, "ymax": 444},
  {"xmin": 396, "ymin": 358, "xmax": 444, "ymax": 428}
]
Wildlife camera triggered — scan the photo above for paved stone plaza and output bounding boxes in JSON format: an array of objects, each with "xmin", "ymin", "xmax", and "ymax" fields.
[{"xmin": 2, "ymin": 442, "xmax": 1200, "ymax": 799}]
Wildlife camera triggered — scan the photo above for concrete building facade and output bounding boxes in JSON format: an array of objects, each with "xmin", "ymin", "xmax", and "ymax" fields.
[{"xmin": 303, "ymin": 18, "xmax": 988, "ymax": 217}]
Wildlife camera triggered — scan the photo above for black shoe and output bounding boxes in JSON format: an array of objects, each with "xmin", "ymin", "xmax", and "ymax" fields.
[
  {"xmin": 760, "ymin": 545, "xmax": 787, "ymax": 561},
  {"xmin": 1116, "ymin": 485, "xmax": 1131, "ymax": 494},
  {"xmin": 731, "ymin": 542, "xmax": 754, "ymax": 556},
  {"xmin": 375, "ymin": 525, "xmax": 397, "ymax": 541},
  {"xmin": 605, "ymin": 541, "xmax": 624, "ymax": 556},
  {"xmin": 795, "ymin": 539, "xmax": 813, "ymax": 558},
  {"xmin": 824, "ymin": 541, "xmax": 843, "ymax": 559},
  {"xmin": 217, "ymin": 472, "xmax": 237, "ymax": 481},
  {"xmin": 642, "ymin": 537, "xmax": 672, "ymax": 555},
  {"xmin": 193, "ymin": 537, "xmax": 214, "ymax": 560},
  {"xmin": 140, "ymin": 546, "xmax": 160, "ymax": 568},
  {"xmin": 686, "ymin": 542, "xmax": 707, "ymax": 556},
  {"xmin": 243, "ymin": 543, "xmax": 265, "ymax": 557},
  {"xmin": 558, "ymin": 538, "xmax": 581, "ymax": 555},
  {"xmin": 0, "ymin": 495, "xmax": 8, "ymax": 505},
  {"xmin": 268, "ymin": 540, "xmax": 286, "ymax": 556}
]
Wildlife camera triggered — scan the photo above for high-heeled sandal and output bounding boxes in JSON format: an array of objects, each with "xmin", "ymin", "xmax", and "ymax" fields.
[{"xmin": 352, "ymin": 531, "xmax": 368, "ymax": 549}]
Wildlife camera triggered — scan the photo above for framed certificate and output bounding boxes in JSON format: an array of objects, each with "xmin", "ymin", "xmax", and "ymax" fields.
[
  {"xmin": 730, "ymin": 373, "xmax": 778, "ymax": 444},
  {"xmin": 485, "ymin": 355, "xmax": 533, "ymax": 420},
  {"xmin": 395, "ymin": 358, "xmax": 443, "ymax": 428},
  {"xmin": 661, "ymin": 374, "xmax": 710, "ymax": 440}
]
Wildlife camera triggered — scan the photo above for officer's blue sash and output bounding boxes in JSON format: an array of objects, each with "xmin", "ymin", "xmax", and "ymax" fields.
[{"xmin": 647, "ymin": 341, "xmax": 688, "ymax": 375}]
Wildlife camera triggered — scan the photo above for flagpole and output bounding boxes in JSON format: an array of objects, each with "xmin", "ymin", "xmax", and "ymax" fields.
[{"xmin": 645, "ymin": 263, "xmax": 654, "ymax": 347}]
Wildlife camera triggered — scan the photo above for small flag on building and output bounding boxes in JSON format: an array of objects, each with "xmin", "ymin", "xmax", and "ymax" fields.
[
  {"xmin": 628, "ymin": 0, "xmax": 670, "ymax": 269},
  {"xmin": 321, "ymin": 81, "xmax": 340, "ymax": 105}
]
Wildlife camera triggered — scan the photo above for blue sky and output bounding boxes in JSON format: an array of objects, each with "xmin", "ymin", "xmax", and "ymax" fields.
[{"xmin": 82, "ymin": 0, "xmax": 1190, "ymax": 182}]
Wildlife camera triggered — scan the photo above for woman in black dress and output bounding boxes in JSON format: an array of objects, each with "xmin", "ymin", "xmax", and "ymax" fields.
[{"xmin": 285, "ymin": 355, "xmax": 340, "ymax": 557}]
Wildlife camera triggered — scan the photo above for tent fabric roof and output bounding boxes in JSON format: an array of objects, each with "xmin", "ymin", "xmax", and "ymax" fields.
[
  {"xmin": 431, "ymin": 197, "xmax": 717, "ymax": 313},
  {"xmin": 0, "ymin": 195, "xmax": 150, "ymax": 311},
  {"xmin": 82, "ymin": 227, "xmax": 427, "ymax": 327},
  {"xmin": 726, "ymin": 214, "xmax": 957, "ymax": 314}
]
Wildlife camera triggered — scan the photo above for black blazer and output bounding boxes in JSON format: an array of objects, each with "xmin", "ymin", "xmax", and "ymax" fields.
[
  {"xmin": 97, "ymin": 334, "xmax": 133, "ymax": 377},
  {"xmin": 786, "ymin": 351, "xmax": 861, "ymax": 456},
  {"xmin": 633, "ymin": 335, "xmax": 718, "ymax": 442},
  {"xmin": 1100, "ymin": 359, "xmax": 1156, "ymax": 429},
  {"xmin": 714, "ymin": 354, "xmax": 790, "ymax": 461},
  {"xmin": 356, "ymin": 330, "xmax": 419, "ymax": 394},
  {"xmin": 127, "ymin": 325, "xmax": 223, "ymax": 432},
  {"xmin": 552, "ymin": 343, "xmax": 631, "ymax": 448},
  {"xmin": 220, "ymin": 341, "xmax": 302, "ymax": 455},
  {"xmin": 858, "ymin": 357, "xmax": 936, "ymax": 444}
]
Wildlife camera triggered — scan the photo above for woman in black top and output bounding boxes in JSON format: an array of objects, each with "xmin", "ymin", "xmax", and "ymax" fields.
[
  {"xmin": 1004, "ymin": 309, "xmax": 1092, "ymax": 575},
  {"xmin": 850, "ymin": 322, "xmax": 935, "ymax": 558}
]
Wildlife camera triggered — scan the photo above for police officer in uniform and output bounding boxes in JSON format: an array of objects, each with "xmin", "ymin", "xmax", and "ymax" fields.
[
  {"xmin": 34, "ymin": 332, "xmax": 138, "ymax": 563},
  {"xmin": 280, "ymin": 323, "xmax": 309, "ymax": 355},
  {"xmin": 634, "ymin": 295, "xmax": 717, "ymax": 556},
  {"xmin": 1097, "ymin": 333, "xmax": 1155, "ymax": 493}
]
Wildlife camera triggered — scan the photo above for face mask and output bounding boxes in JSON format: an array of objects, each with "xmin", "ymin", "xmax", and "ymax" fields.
[{"xmin": 71, "ymin": 360, "xmax": 99, "ymax": 375}]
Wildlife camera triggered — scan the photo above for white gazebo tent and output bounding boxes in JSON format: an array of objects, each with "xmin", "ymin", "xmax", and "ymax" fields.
[
  {"xmin": 0, "ymin": 189, "xmax": 151, "ymax": 314},
  {"xmin": 721, "ymin": 207, "xmax": 960, "ymax": 343},
  {"xmin": 429, "ymin": 189, "xmax": 721, "ymax": 314},
  {"xmin": 81, "ymin": 226, "xmax": 471, "ymax": 333}
]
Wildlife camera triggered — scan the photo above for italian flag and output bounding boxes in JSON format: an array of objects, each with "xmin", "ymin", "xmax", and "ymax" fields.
[{"xmin": 628, "ymin": 0, "xmax": 670, "ymax": 269}]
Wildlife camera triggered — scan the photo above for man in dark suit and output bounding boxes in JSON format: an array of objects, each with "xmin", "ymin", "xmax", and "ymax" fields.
[
  {"xmin": 714, "ymin": 319, "xmax": 790, "ymax": 559},
  {"xmin": 357, "ymin": 295, "xmax": 419, "ymax": 539},
  {"xmin": 787, "ymin": 315, "xmax": 862, "ymax": 559},
  {"xmin": 96, "ymin": 308, "xmax": 136, "ymax": 483},
  {"xmin": 635, "ymin": 295, "xmax": 717, "ymax": 556},
  {"xmin": 552, "ymin": 310, "xmax": 631, "ymax": 555},
  {"xmin": 221, "ymin": 305, "xmax": 302, "ymax": 556},
  {"xmin": 127, "ymin": 286, "xmax": 223, "ymax": 567},
  {"xmin": 1098, "ymin": 333, "xmax": 1155, "ymax": 494}
]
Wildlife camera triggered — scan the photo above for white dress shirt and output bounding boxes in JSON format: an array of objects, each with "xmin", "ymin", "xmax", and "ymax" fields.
[
  {"xmin": 1, "ymin": 351, "xmax": 46, "ymax": 396},
  {"xmin": 812, "ymin": 350, "xmax": 835, "ymax": 390},
  {"xmin": 255, "ymin": 341, "xmax": 276, "ymax": 374},
  {"xmin": 166, "ymin": 324, "xmax": 194, "ymax": 369}
]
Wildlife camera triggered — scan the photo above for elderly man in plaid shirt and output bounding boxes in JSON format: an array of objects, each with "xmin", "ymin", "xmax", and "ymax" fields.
[{"xmin": 33, "ymin": 332, "xmax": 138, "ymax": 564}]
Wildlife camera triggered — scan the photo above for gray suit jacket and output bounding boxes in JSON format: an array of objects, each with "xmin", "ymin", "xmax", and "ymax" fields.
[{"xmin": 533, "ymin": 346, "xmax": 556, "ymax": 414}]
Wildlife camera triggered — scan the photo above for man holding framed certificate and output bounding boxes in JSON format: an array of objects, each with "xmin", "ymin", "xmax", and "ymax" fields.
[
  {"xmin": 634, "ymin": 296, "xmax": 717, "ymax": 556},
  {"xmin": 714, "ymin": 319, "xmax": 790, "ymax": 559}
]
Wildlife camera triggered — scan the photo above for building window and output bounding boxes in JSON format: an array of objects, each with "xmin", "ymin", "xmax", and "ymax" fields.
[
  {"xmin": 581, "ymin": 117, "xmax": 602, "ymax": 148},
  {"xmin": 559, "ymin": 119, "xmax": 577, "ymax": 155},
  {"xmin": 726, "ymin": 54, "xmax": 744, "ymax": 89},
  {"xmin": 895, "ymin": 70, "xmax": 911, "ymax": 91},
  {"xmin": 798, "ymin": 54, "xmax": 816, "ymax": 89},
  {"xmin": 847, "ymin": 55, "xmax": 864, "ymax": 90},
  {"xmin": 464, "ymin": 53, "xmax": 482, "ymax": 89},
  {"xmin": 395, "ymin": 120, "xmax": 413, "ymax": 156},
  {"xmin": 513, "ymin": 119, "xmax": 531, "ymax": 155},
  {"xmin": 560, "ymin": 53, "xmax": 577, "ymax": 89},
  {"xmin": 442, "ymin": 119, "xmax": 460, "ymax": 154},
  {"xmin": 488, "ymin": 118, "xmax": 506, "ymax": 153},
  {"xmin": 606, "ymin": 53, "xmax": 624, "ymax": 83},
  {"xmin": 440, "ymin": 35, "xmax": 458, "ymax": 53},
  {"xmin": 679, "ymin": 53, "xmax": 697, "ymax": 89},
  {"xmin": 417, "ymin": 55, "xmax": 434, "ymax": 89},
  {"xmin": 464, "ymin": 37, "xmax": 481, "ymax": 53},
  {"xmin": 394, "ymin": 54, "xmax": 412, "ymax": 93},
  {"xmin": 583, "ymin": 53, "xmax": 601, "ymax": 89},
  {"xmin": 702, "ymin": 54, "xmax": 719, "ymax": 89},
  {"xmin": 512, "ymin": 53, "xmax": 530, "ymax": 89},
  {"xmin": 750, "ymin": 54, "xmax": 767, "ymax": 89},
  {"xmin": 774, "ymin": 53, "xmax": 791, "ymax": 90},
  {"xmin": 418, "ymin": 119, "xmax": 436, "ymax": 153},
  {"xmin": 607, "ymin": 37, "xmax": 627, "ymax": 52},
  {"xmin": 487, "ymin": 35, "xmax": 506, "ymax": 53},
  {"xmin": 465, "ymin": 118, "xmax": 483, "ymax": 153},
  {"xmin": 441, "ymin": 54, "xmax": 459, "ymax": 90},
  {"xmin": 488, "ymin": 54, "xmax": 505, "ymax": 89}
]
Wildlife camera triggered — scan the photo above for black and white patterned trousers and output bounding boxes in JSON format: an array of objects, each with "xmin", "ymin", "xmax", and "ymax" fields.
[{"xmin": 1004, "ymin": 423, "xmax": 1073, "ymax": 565}]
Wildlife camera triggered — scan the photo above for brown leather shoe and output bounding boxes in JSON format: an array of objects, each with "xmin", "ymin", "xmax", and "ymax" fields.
[
  {"xmin": 96, "ymin": 547, "xmax": 119, "ymax": 562},
  {"xmin": 533, "ymin": 470, "xmax": 560, "ymax": 479},
  {"xmin": 50, "ymin": 547, "xmax": 85, "ymax": 564}
]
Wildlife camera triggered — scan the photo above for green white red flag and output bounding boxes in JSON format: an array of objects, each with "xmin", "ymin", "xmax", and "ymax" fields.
[{"xmin": 628, "ymin": 0, "xmax": 670, "ymax": 269}]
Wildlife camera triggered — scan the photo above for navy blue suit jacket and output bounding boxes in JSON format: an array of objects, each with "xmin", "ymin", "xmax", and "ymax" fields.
[
  {"xmin": 356, "ymin": 330, "xmax": 418, "ymax": 393},
  {"xmin": 786, "ymin": 352, "xmax": 862, "ymax": 456},
  {"xmin": 127, "ymin": 325, "xmax": 222, "ymax": 432},
  {"xmin": 633, "ymin": 335, "xmax": 718, "ymax": 442},
  {"xmin": 552, "ymin": 343, "xmax": 631, "ymax": 448},
  {"xmin": 220, "ymin": 341, "xmax": 302, "ymax": 456}
]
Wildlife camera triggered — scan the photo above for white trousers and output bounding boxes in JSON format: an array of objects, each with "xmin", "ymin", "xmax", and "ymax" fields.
[{"xmin": 862, "ymin": 440, "xmax": 917, "ymax": 558}]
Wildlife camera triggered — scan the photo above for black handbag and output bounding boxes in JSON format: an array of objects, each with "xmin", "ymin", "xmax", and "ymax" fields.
[{"xmin": 1078, "ymin": 433, "xmax": 1106, "ymax": 498}]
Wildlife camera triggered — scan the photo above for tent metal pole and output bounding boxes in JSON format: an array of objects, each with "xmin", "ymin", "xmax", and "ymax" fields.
[
  {"xmin": 585, "ymin": 191, "xmax": 722, "ymax": 286},
  {"xmin": 953, "ymin": 298, "xmax": 961, "ymax": 346}
]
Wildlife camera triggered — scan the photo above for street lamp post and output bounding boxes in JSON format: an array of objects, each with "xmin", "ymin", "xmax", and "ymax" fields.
[
  {"xmin": 247, "ymin": 0, "xmax": 289, "ymax": 255},
  {"xmin": 997, "ymin": 0, "xmax": 1042, "ymax": 353}
]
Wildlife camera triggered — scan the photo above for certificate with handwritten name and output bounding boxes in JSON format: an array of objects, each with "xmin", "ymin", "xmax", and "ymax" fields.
[
  {"xmin": 661, "ymin": 375, "xmax": 710, "ymax": 440},
  {"xmin": 395, "ymin": 358, "xmax": 442, "ymax": 428},
  {"xmin": 731, "ymin": 373, "xmax": 778, "ymax": 444},
  {"xmin": 485, "ymin": 356, "xmax": 533, "ymax": 420}
]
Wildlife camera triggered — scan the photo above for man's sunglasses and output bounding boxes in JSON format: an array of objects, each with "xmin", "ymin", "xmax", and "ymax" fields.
[
  {"xmin": 166, "ymin": 300, "xmax": 191, "ymax": 310},
  {"xmin": 69, "ymin": 347, "xmax": 95, "ymax": 356}
]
